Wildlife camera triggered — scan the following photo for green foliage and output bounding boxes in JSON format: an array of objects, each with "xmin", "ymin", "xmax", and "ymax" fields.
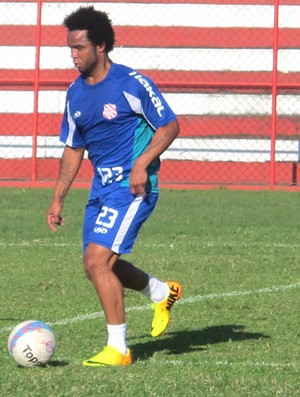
[{"xmin": 0, "ymin": 187, "xmax": 300, "ymax": 396}]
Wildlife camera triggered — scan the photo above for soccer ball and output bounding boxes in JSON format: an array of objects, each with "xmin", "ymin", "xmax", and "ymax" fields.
[{"xmin": 7, "ymin": 320, "xmax": 56, "ymax": 367}]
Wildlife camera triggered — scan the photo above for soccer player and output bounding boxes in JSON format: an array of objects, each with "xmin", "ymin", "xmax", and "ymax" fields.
[{"xmin": 46, "ymin": 6, "xmax": 182, "ymax": 366}]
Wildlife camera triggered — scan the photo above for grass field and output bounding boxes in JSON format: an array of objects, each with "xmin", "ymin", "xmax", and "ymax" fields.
[{"xmin": 0, "ymin": 187, "xmax": 300, "ymax": 396}]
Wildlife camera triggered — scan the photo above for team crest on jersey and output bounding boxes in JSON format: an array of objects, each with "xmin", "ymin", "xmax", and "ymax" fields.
[{"xmin": 102, "ymin": 103, "xmax": 117, "ymax": 120}]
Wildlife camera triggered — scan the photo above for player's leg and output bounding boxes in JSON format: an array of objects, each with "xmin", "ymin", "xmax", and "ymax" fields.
[
  {"xmin": 104, "ymin": 188, "xmax": 182, "ymax": 338},
  {"xmin": 84, "ymin": 243, "xmax": 124, "ymax": 325},
  {"xmin": 113, "ymin": 258, "xmax": 182, "ymax": 337},
  {"xmin": 112, "ymin": 258, "xmax": 149, "ymax": 290},
  {"xmin": 82, "ymin": 243, "xmax": 132, "ymax": 366}
]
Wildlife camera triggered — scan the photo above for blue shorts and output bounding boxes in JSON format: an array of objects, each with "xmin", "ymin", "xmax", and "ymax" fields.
[{"xmin": 82, "ymin": 187, "xmax": 159, "ymax": 254}]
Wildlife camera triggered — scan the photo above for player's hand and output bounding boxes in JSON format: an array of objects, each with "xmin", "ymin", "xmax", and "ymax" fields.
[
  {"xmin": 130, "ymin": 165, "xmax": 148, "ymax": 197},
  {"xmin": 46, "ymin": 199, "xmax": 64, "ymax": 232}
]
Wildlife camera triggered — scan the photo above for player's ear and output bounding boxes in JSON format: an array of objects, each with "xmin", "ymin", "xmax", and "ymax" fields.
[{"xmin": 97, "ymin": 43, "xmax": 106, "ymax": 54}]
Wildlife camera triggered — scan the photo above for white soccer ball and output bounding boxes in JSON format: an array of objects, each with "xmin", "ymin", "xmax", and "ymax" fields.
[{"xmin": 7, "ymin": 320, "xmax": 56, "ymax": 367}]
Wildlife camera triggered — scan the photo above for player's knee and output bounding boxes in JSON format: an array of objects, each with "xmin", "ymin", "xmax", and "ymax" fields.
[
  {"xmin": 83, "ymin": 252, "xmax": 108, "ymax": 280},
  {"xmin": 82, "ymin": 261, "xmax": 92, "ymax": 281}
]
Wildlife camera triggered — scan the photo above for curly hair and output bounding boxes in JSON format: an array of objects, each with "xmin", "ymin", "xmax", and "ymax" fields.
[{"xmin": 63, "ymin": 6, "xmax": 115, "ymax": 53}]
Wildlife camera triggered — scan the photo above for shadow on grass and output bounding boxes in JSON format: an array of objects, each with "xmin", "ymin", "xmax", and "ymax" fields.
[
  {"xmin": 132, "ymin": 324, "xmax": 270, "ymax": 361},
  {"xmin": 13, "ymin": 360, "xmax": 69, "ymax": 369},
  {"xmin": 46, "ymin": 360, "xmax": 69, "ymax": 367}
]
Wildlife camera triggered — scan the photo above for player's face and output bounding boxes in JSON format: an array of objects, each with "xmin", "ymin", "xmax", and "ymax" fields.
[{"xmin": 67, "ymin": 30, "xmax": 103, "ymax": 77}]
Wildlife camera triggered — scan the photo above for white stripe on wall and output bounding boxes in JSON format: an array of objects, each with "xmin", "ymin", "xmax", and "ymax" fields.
[
  {"xmin": 0, "ymin": 91, "xmax": 299, "ymax": 116},
  {"xmin": 1, "ymin": 136, "xmax": 300, "ymax": 163},
  {"xmin": 0, "ymin": 3, "xmax": 298, "ymax": 28},
  {"xmin": 0, "ymin": 3, "xmax": 275, "ymax": 28},
  {"xmin": 1, "ymin": 47, "xmax": 300, "ymax": 73}
]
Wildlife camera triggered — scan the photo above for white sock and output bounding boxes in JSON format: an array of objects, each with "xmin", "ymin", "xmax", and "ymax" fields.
[
  {"xmin": 107, "ymin": 323, "xmax": 127, "ymax": 355},
  {"xmin": 140, "ymin": 275, "xmax": 169, "ymax": 303}
]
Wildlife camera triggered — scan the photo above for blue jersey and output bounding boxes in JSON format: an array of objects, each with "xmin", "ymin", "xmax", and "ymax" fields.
[{"xmin": 60, "ymin": 63, "xmax": 177, "ymax": 197}]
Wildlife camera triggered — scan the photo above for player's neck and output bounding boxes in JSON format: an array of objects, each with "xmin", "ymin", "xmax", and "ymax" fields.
[{"xmin": 85, "ymin": 57, "xmax": 112, "ymax": 85}]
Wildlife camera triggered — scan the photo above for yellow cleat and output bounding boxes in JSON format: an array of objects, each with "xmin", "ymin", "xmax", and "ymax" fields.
[
  {"xmin": 83, "ymin": 346, "xmax": 132, "ymax": 367},
  {"xmin": 150, "ymin": 281, "xmax": 182, "ymax": 337}
]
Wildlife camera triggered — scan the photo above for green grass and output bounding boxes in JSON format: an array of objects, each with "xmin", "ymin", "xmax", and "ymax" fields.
[{"xmin": 0, "ymin": 187, "xmax": 300, "ymax": 396}]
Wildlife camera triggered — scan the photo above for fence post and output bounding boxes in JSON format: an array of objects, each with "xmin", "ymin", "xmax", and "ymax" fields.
[
  {"xmin": 31, "ymin": 0, "xmax": 43, "ymax": 182},
  {"xmin": 270, "ymin": 0, "xmax": 280, "ymax": 188}
]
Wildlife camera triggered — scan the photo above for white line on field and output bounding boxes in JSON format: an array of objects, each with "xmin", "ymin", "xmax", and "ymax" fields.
[
  {"xmin": 145, "ymin": 359, "xmax": 299, "ymax": 370},
  {"xmin": 181, "ymin": 280, "xmax": 300, "ymax": 304},
  {"xmin": 0, "ymin": 241, "xmax": 81, "ymax": 247},
  {"xmin": 2, "ymin": 241, "xmax": 300, "ymax": 248},
  {"xmin": 1, "ymin": 280, "xmax": 299, "ymax": 334}
]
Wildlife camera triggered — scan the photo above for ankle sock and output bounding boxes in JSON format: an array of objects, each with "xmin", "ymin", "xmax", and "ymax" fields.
[
  {"xmin": 140, "ymin": 275, "xmax": 170, "ymax": 303},
  {"xmin": 107, "ymin": 323, "xmax": 127, "ymax": 355}
]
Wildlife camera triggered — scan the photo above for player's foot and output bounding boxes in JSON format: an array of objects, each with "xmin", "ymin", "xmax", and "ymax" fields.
[
  {"xmin": 82, "ymin": 346, "xmax": 132, "ymax": 367},
  {"xmin": 150, "ymin": 281, "xmax": 182, "ymax": 337}
]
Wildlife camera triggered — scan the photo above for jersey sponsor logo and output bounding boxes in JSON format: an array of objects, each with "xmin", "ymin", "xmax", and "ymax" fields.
[
  {"xmin": 102, "ymin": 103, "xmax": 117, "ymax": 120},
  {"xmin": 73, "ymin": 111, "xmax": 81, "ymax": 119},
  {"xmin": 129, "ymin": 71, "xmax": 165, "ymax": 117}
]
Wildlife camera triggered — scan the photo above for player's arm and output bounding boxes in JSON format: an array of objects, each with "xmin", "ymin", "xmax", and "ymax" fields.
[
  {"xmin": 130, "ymin": 119, "xmax": 179, "ymax": 196},
  {"xmin": 46, "ymin": 145, "xmax": 85, "ymax": 232}
]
